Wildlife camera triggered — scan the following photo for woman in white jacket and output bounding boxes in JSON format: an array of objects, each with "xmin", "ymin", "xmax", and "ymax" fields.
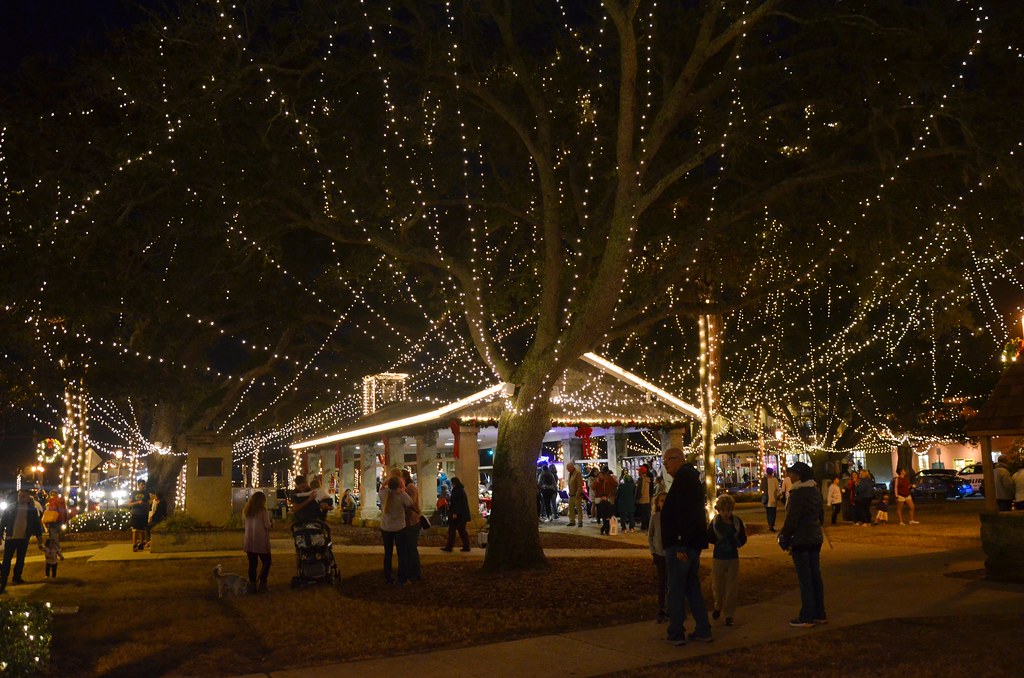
[{"xmin": 827, "ymin": 476, "xmax": 843, "ymax": 525}]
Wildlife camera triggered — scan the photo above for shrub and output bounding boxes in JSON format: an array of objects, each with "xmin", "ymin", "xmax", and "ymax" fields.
[
  {"xmin": 0, "ymin": 601, "xmax": 52, "ymax": 676},
  {"xmin": 222, "ymin": 512, "xmax": 243, "ymax": 530},
  {"xmin": 66, "ymin": 509, "xmax": 131, "ymax": 533},
  {"xmin": 150, "ymin": 512, "xmax": 207, "ymax": 533}
]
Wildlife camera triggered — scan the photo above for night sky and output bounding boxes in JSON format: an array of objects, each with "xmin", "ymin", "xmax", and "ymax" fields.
[{"xmin": 0, "ymin": 0, "xmax": 150, "ymax": 76}]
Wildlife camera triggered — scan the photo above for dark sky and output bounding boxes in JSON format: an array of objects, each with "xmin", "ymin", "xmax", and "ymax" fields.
[
  {"xmin": 0, "ymin": 0, "xmax": 154, "ymax": 77},
  {"xmin": 1, "ymin": 2, "xmax": 160, "ymax": 481}
]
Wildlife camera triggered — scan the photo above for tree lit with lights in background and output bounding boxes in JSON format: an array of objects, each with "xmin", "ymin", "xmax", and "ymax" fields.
[{"xmin": 1, "ymin": 1, "xmax": 1023, "ymax": 570}]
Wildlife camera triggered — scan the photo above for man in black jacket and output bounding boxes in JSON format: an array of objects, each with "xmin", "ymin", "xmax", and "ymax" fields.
[
  {"xmin": 1, "ymin": 489, "xmax": 45, "ymax": 593},
  {"xmin": 660, "ymin": 447, "xmax": 712, "ymax": 645}
]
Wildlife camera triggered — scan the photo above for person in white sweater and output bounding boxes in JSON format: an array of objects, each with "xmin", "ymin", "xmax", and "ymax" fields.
[{"xmin": 827, "ymin": 476, "xmax": 843, "ymax": 525}]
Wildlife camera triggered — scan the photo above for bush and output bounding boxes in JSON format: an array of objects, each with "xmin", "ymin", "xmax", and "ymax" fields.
[
  {"xmin": 66, "ymin": 509, "xmax": 131, "ymax": 533},
  {"xmin": 150, "ymin": 512, "xmax": 241, "ymax": 533},
  {"xmin": 150, "ymin": 512, "xmax": 207, "ymax": 533},
  {"xmin": 0, "ymin": 601, "xmax": 52, "ymax": 676},
  {"xmin": 222, "ymin": 512, "xmax": 243, "ymax": 530}
]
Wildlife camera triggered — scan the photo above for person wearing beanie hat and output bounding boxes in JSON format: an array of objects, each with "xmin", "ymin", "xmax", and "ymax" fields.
[{"xmin": 778, "ymin": 461, "xmax": 826, "ymax": 628}]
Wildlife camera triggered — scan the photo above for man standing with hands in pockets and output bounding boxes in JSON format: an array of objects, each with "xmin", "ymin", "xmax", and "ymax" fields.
[{"xmin": 660, "ymin": 447, "xmax": 713, "ymax": 645}]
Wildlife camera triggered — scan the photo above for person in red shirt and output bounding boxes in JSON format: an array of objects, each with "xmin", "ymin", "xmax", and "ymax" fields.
[{"xmin": 894, "ymin": 468, "xmax": 918, "ymax": 525}]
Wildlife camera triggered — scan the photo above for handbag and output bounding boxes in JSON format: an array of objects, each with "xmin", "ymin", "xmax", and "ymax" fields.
[
  {"xmin": 42, "ymin": 508, "xmax": 60, "ymax": 525},
  {"xmin": 418, "ymin": 514, "xmax": 431, "ymax": 531}
]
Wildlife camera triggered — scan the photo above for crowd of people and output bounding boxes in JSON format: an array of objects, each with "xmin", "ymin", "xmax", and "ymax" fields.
[{"xmin": 539, "ymin": 461, "xmax": 659, "ymax": 534}]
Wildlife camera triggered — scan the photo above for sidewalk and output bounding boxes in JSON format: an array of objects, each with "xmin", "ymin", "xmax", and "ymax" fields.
[{"xmin": 233, "ymin": 531, "xmax": 1023, "ymax": 678}]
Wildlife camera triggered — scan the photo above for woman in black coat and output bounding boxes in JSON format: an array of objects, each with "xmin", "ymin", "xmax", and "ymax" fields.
[
  {"xmin": 441, "ymin": 476, "xmax": 472, "ymax": 552},
  {"xmin": 779, "ymin": 462, "xmax": 826, "ymax": 628}
]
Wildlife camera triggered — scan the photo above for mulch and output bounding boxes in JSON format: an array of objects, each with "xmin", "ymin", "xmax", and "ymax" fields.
[{"xmin": 328, "ymin": 523, "xmax": 648, "ymax": 549}]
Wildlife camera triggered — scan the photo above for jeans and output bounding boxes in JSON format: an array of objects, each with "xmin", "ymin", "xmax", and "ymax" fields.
[
  {"xmin": 541, "ymin": 489, "xmax": 557, "ymax": 520},
  {"xmin": 831, "ymin": 504, "xmax": 842, "ymax": 525},
  {"xmin": 856, "ymin": 499, "xmax": 872, "ymax": 524},
  {"xmin": 636, "ymin": 503, "xmax": 651, "ymax": 531},
  {"xmin": 765, "ymin": 506, "xmax": 777, "ymax": 528},
  {"xmin": 597, "ymin": 501, "xmax": 613, "ymax": 534},
  {"xmin": 45, "ymin": 563, "xmax": 58, "ymax": 577},
  {"xmin": 665, "ymin": 546, "xmax": 710, "ymax": 639},
  {"xmin": 445, "ymin": 520, "xmax": 470, "ymax": 550},
  {"xmin": 791, "ymin": 544, "xmax": 825, "ymax": 622},
  {"xmin": 997, "ymin": 499, "xmax": 1013, "ymax": 512},
  {"xmin": 247, "ymin": 551, "xmax": 271, "ymax": 584},
  {"xmin": 567, "ymin": 495, "xmax": 583, "ymax": 525},
  {"xmin": 381, "ymin": 529, "xmax": 404, "ymax": 583},
  {"xmin": 1, "ymin": 538, "xmax": 30, "ymax": 588},
  {"xmin": 619, "ymin": 511, "xmax": 635, "ymax": 531},
  {"xmin": 401, "ymin": 524, "xmax": 422, "ymax": 581},
  {"xmin": 47, "ymin": 524, "xmax": 62, "ymax": 545}
]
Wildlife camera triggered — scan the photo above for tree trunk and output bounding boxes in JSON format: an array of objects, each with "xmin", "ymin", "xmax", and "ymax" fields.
[
  {"xmin": 698, "ymin": 313, "xmax": 722, "ymax": 514},
  {"xmin": 146, "ymin": 403, "xmax": 186, "ymax": 505},
  {"xmin": 483, "ymin": 384, "xmax": 553, "ymax": 572}
]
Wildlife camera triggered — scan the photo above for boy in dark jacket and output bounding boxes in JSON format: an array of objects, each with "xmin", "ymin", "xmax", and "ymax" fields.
[
  {"xmin": 660, "ymin": 448, "xmax": 712, "ymax": 645},
  {"xmin": 778, "ymin": 462, "xmax": 826, "ymax": 628}
]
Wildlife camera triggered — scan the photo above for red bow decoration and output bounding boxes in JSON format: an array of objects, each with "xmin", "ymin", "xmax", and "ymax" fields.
[
  {"xmin": 382, "ymin": 437, "xmax": 390, "ymax": 468},
  {"xmin": 449, "ymin": 420, "xmax": 460, "ymax": 459},
  {"xmin": 575, "ymin": 425, "xmax": 594, "ymax": 459}
]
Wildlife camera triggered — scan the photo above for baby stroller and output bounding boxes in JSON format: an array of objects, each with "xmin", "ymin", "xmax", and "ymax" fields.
[{"xmin": 290, "ymin": 520, "xmax": 342, "ymax": 588}]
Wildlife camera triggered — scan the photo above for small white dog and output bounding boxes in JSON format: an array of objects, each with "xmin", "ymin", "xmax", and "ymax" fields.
[{"xmin": 213, "ymin": 564, "xmax": 248, "ymax": 598}]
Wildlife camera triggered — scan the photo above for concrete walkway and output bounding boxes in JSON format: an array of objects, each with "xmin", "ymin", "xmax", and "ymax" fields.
[{"xmin": 234, "ymin": 530, "xmax": 1023, "ymax": 678}]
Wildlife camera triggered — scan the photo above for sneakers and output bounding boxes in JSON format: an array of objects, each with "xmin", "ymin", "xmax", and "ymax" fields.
[
  {"xmin": 725, "ymin": 618, "xmax": 734, "ymax": 626},
  {"xmin": 768, "ymin": 527, "xmax": 777, "ymax": 532},
  {"xmin": 687, "ymin": 631, "xmax": 714, "ymax": 643},
  {"xmin": 909, "ymin": 520, "xmax": 920, "ymax": 525},
  {"xmin": 789, "ymin": 618, "xmax": 815, "ymax": 628},
  {"xmin": 440, "ymin": 547, "xmax": 453, "ymax": 552},
  {"xmin": 813, "ymin": 618, "xmax": 828, "ymax": 624},
  {"xmin": 12, "ymin": 578, "xmax": 25, "ymax": 585},
  {"xmin": 899, "ymin": 522, "xmax": 906, "ymax": 526},
  {"xmin": 460, "ymin": 547, "xmax": 471, "ymax": 552},
  {"xmin": 666, "ymin": 636, "xmax": 687, "ymax": 646},
  {"xmin": 712, "ymin": 609, "xmax": 721, "ymax": 620}
]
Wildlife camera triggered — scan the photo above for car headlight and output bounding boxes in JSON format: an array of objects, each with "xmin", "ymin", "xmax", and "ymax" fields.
[
  {"xmin": 0, "ymin": 501, "xmax": 7, "ymax": 511},
  {"xmin": 92, "ymin": 490, "xmax": 106, "ymax": 499},
  {"xmin": 113, "ymin": 490, "xmax": 126, "ymax": 500}
]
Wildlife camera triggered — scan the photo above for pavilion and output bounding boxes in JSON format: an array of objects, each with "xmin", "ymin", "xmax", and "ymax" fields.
[{"xmin": 290, "ymin": 352, "xmax": 701, "ymax": 521}]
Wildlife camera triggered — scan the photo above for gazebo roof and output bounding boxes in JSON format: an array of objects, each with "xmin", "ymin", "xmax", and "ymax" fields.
[
  {"xmin": 964, "ymin": 360, "xmax": 1024, "ymax": 437},
  {"xmin": 291, "ymin": 352, "xmax": 701, "ymax": 449}
]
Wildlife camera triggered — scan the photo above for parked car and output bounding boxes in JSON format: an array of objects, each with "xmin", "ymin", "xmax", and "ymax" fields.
[
  {"xmin": 88, "ymin": 476, "xmax": 139, "ymax": 509},
  {"xmin": 958, "ymin": 463, "xmax": 985, "ymax": 496},
  {"xmin": 916, "ymin": 468, "xmax": 958, "ymax": 478},
  {"xmin": 912, "ymin": 475, "xmax": 974, "ymax": 500},
  {"xmin": 872, "ymin": 483, "xmax": 890, "ymax": 500}
]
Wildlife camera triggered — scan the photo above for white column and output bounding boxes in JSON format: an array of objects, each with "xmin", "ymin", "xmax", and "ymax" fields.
[
  {"xmin": 605, "ymin": 427, "xmax": 626, "ymax": 474},
  {"xmin": 341, "ymin": 446, "xmax": 356, "ymax": 494},
  {"xmin": 562, "ymin": 437, "xmax": 583, "ymax": 465},
  {"xmin": 357, "ymin": 444, "xmax": 381, "ymax": 520},
  {"xmin": 416, "ymin": 431, "xmax": 440, "ymax": 516}
]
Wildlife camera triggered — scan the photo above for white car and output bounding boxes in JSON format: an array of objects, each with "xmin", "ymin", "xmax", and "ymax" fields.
[{"xmin": 958, "ymin": 463, "xmax": 984, "ymax": 496}]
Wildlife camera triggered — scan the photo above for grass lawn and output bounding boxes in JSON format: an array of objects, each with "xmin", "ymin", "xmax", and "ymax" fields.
[
  {"xmin": 817, "ymin": 498, "xmax": 983, "ymax": 550},
  {"xmin": 38, "ymin": 546, "xmax": 788, "ymax": 676},
  {"xmin": 32, "ymin": 500, "xmax": 987, "ymax": 676}
]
